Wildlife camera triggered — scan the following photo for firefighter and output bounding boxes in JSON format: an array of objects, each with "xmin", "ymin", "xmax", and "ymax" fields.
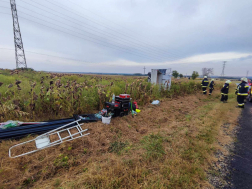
[
  {"xmin": 201, "ymin": 76, "xmax": 209, "ymax": 95},
  {"xmin": 236, "ymin": 77, "xmax": 249, "ymax": 108},
  {"xmin": 221, "ymin": 80, "xmax": 231, "ymax": 103},
  {"xmin": 209, "ymin": 79, "xmax": 215, "ymax": 95}
]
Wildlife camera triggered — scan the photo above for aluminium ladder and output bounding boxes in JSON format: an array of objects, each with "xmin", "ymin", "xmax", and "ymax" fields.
[{"xmin": 9, "ymin": 119, "xmax": 89, "ymax": 158}]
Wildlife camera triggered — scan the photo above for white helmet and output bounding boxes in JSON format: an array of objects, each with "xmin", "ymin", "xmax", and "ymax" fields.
[
  {"xmin": 204, "ymin": 76, "xmax": 207, "ymax": 78},
  {"xmin": 241, "ymin": 77, "xmax": 245, "ymax": 81},
  {"xmin": 211, "ymin": 79, "xmax": 214, "ymax": 81},
  {"xmin": 226, "ymin": 80, "xmax": 231, "ymax": 84},
  {"xmin": 244, "ymin": 78, "xmax": 248, "ymax": 83}
]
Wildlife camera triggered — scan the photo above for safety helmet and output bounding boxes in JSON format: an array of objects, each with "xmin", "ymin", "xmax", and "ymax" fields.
[
  {"xmin": 204, "ymin": 76, "xmax": 207, "ymax": 78},
  {"xmin": 226, "ymin": 80, "xmax": 231, "ymax": 84},
  {"xmin": 241, "ymin": 77, "xmax": 245, "ymax": 81},
  {"xmin": 211, "ymin": 79, "xmax": 214, "ymax": 81},
  {"xmin": 244, "ymin": 78, "xmax": 248, "ymax": 83}
]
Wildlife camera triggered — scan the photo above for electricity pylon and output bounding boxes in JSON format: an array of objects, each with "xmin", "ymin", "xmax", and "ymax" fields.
[
  {"xmin": 220, "ymin": 61, "xmax": 226, "ymax": 77},
  {"xmin": 10, "ymin": 0, "xmax": 27, "ymax": 68}
]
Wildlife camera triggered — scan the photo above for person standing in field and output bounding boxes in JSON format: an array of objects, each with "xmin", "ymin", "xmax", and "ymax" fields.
[
  {"xmin": 201, "ymin": 76, "xmax": 209, "ymax": 95},
  {"xmin": 209, "ymin": 79, "xmax": 215, "ymax": 95},
  {"xmin": 221, "ymin": 80, "xmax": 231, "ymax": 103},
  {"xmin": 236, "ymin": 77, "xmax": 249, "ymax": 108}
]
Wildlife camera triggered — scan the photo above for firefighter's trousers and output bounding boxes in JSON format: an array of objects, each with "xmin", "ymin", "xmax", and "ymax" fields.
[
  {"xmin": 202, "ymin": 87, "xmax": 207, "ymax": 95},
  {"xmin": 237, "ymin": 95, "xmax": 245, "ymax": 107},
  {"xmin": 221, "ymin": 94, "xmax": 228, "ymax": 102},
  {"xmin": 209, "ymin": 88, "xmax": 214, "ymax": 95}
]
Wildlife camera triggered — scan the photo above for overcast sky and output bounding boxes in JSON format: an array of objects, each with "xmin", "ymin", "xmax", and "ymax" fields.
[{"xmin": 0, "ymin": 0, "xmax": 252, "ymax": 76}]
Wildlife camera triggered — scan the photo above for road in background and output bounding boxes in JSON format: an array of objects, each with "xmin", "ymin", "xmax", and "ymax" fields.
[{"xmin": 230, "ymin": 101, "xmax": 252, "ymax": 188}]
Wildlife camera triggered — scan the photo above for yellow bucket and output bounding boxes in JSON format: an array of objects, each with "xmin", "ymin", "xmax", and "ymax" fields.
[{"xmin": 136, "ymin": 109, "xmax": 141, "ymax": 113}]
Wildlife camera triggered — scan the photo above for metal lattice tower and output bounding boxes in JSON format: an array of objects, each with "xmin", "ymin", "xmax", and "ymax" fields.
[
  {"xmin": 220, "ymin": 61, "xmax": 226, "ymax": 77},
  {"xmin": 143, "ymin": 66, "xmax": 146, "ymax": 75},
  {"xmin": 10, "ymin": 0, "xmax": 27, "ymax": 68}
]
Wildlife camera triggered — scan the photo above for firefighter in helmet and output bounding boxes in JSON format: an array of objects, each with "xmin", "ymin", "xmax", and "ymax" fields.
[
  {"xmin": 236, "ymin": 77, "xmax": 249, "ymax": 108},
  {"xmin": 221, "ymin": 80, "xmax": 231, "ymax": 103},
  {"xmin": 201, "ymin": 76, "xmax": 209, "ymax": 95},
  {"xmin": 209, "ymin": 79, "xmax": 215, "ymax": 95}
]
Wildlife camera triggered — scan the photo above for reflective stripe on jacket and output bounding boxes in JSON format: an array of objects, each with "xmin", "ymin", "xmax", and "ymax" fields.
[{"xmin": 201, "ymin": 78, "xmax": 209, "ymax": 87}]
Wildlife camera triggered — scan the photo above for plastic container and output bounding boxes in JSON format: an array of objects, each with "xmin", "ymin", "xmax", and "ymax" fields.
[
  {"xmin": 102, "ymin": 116, "xmax": 111, "ymax": 124},
  {"xmin": 112, "ymin": 94, "xmax": 115, "ymax": 103}
]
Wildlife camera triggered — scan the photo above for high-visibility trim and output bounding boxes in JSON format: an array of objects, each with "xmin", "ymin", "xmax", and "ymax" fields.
[
  {"xmin": 238, "ymin": 93, "xmax": 248, "ymax": 96},
  {"xmin": 202, "ymin": 86, "xmax": 207, "ymax": 88},
  {"xmin": 204, "ymin": 81, "xmax": 209, "ymax": 82},
  {"xmin": 238, "ymin": 103, "xmax": 244, "ymax": 106},
  {"xmin": 221, "ymin": 93, "xmax": 228, "ymax": 95},
  {"xmin": 245, "ymin": 86, "xmax": 249, "ymax": 88}
]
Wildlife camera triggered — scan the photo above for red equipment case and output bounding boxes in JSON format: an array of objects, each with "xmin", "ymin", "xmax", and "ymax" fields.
[{"xmin": 119, "ymin": 94, "xmax": 130, "ymax": 98}]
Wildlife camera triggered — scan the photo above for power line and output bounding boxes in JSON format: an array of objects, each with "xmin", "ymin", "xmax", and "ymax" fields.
[
  {"xmin": 0, "ymin": 47, "xmax": 92, "ymax": 63},
  {"xmin": 65, "ymin": 0, "xmax": 190, "ymax": 56},
  {"xmin": 0, "ymin": 47, "xmax": 241, "ymax": 67},
  {"xmin": 31, "ymin": 0, "xmax": 187, "ymax": 60},
  {"xmin": 0, "ymin": 11, "xmax": 167, "ymax": 62},
  {"xmin": 18, "ymin": 0, "xmax": 186, "ymax": 61},
  {"xmin": 14, "ymin": 5, "xmax": 173, "ymax": 62}
]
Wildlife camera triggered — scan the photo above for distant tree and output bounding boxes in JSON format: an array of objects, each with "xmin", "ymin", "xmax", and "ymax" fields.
[
  {"xmin": 192, "ymin": 71, "xmax": 199, "ymax": 80},
  {"xmin": 202, "ymin": 68, "xmax": 214, "ymax": 77},
  {"xmin": 179, "ymin": 74, "xmax": 183, "ymax": 78},
  {"xmin": 172, "ymin": 70, "xmax": 179, "ymax": 78}
]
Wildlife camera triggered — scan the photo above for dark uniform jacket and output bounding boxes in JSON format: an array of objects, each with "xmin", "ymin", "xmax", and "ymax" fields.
[
  {"xmin": 209, "ymin": 81, "xmax": 215, "ymax": 89},
  {"xmin": 236, "ymin": 81, "xmax": 249, "ymax": 96},
  {"xmin": 221, "ymin": 83, "xmax": 229, "ymax": 94},
  {"xmin": 201, "ymin": 78, "xmax": 209, "ymax": 87}
]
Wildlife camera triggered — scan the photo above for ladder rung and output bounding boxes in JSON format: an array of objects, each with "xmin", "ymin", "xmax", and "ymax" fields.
[
  {"xmin": 76, "ymin": 125, "xmax": 83, "ymax": 135},
  {"xmin": 67, "ymin": 129, "xmax": 73, "ymax": 139},
  {"xmin": 57, "ymin": 132, "xmax": 62, "ymax": 142}
]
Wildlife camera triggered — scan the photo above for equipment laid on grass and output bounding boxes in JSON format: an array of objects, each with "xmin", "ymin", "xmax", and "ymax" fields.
[
  {"xmin": 105, "ymin": 94, "xmax": 130, "ymax": 117},
  {"xmin": 9, "ymin": 119, "xmax": 89, "ymax": 158},
  {"xmin": 0, "ymin": 114, "xmax": 97, "ymax": 140},
  {"xmin": 102, "ymin": 116, "xmax": 111, "ymax": 124}
]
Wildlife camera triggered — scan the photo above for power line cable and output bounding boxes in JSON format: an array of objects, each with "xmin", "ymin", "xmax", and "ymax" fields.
[
  {"xmin": 26, "ymin": 0, "xmax": 186, "ymax": 59},
  {"xmin": 0, "ymin": 11, "xmax": 168, "ymax": 62},
  {"xmin": 19, "ymin": 0, "xmax": 185, "ymax": 61},
  {"xmin": 65, "ymin": 0, "xmax": 189, "ymax": 56},
  {"xmin": 0, "ymin": 47, "xmax": 92, "ymax": 63},
  {"xmin": 0, "ymin": 47, "xmax": 240, "ymax": 66},
  {"xmin": 11, "ymin": 3, "xmax": 176, "ymax": 62}
]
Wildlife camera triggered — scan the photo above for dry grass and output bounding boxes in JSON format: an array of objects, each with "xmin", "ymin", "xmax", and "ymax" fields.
[{"xmin": 0, "ymin": 82, "xmax": 241, "ymax": 189}]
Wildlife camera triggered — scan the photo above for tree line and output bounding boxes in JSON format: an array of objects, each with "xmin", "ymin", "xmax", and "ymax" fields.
[{"xmin": 172, "ymin": 70, "xmax": 199, "ymax": 80}]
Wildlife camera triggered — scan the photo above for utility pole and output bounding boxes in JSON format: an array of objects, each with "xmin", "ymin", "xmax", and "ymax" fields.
[
  {"xmin": 246, "ymin": 71, "xmax": 249, "ymax": 77},
  {"xmin": 143, "ymin": 66, "xmax": 146, "ymax": 75},
  {"xmin": 220, "ymin": 61, "xmax": 226, "ymax": 77},
  {"xmin": 10, "ymin": 0, "xmax": 27, "ymax": 69}
]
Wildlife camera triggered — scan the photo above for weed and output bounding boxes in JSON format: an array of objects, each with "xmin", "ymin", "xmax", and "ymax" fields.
[
  {"xmin": 108, "ymin": 141, "xmax": 128, "ymax": 154},
  {"xmin": 83, "ymin": 168, "xmax": 88, "ymax": 172},
  {"xmin": 54, "ymin": 154, "xmax": 69, "ymax": 167},
  {"xmin": 53, "ymin": 179, "xmax": 61, "ymax": 187},
  {"xmin": 68, "ymin": 146, "xmax": 72, "ymax": 151},
  {"xmin": 185, "ymin": 114, "xmax": 192, "ymax": 121},
  {"xmin": 83, "ymin": 148, "xmax": 88, "ymax": 154},
  {"xmin": 141, "ymin": 133, "xmax": 165, "ymax": 160}
]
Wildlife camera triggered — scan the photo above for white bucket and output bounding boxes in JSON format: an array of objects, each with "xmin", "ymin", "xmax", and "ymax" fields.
[{"xmin": 102, "ymin": 116, "xmax": 111, "ymax": 124}]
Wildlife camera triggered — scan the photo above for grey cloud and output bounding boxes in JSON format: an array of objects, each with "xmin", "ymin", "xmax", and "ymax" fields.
[{"xmin": 0, "ymin": 0, "xmax": 251, "ymax": 75}]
